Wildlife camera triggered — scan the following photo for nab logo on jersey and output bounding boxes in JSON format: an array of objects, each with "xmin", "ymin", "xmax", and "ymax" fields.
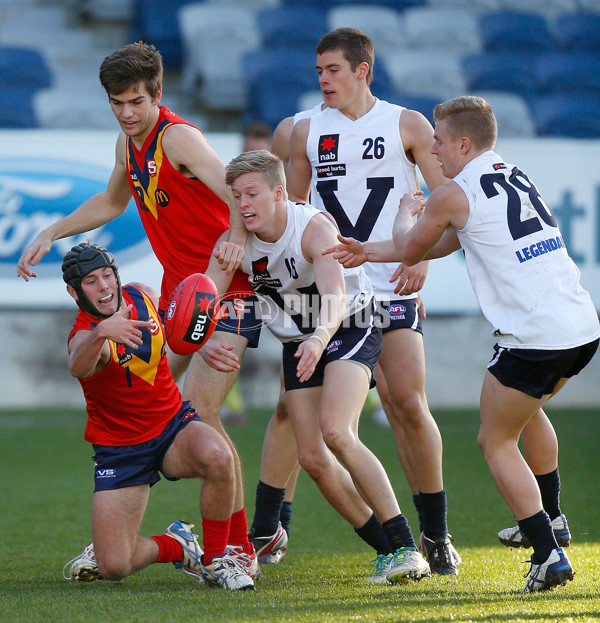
[
  {"xmin": 318, "ymin": 135, "xmax": 339, "ymax": 163},
  {"xmin": 252, "ymin": 256, "xmax": 271, "ymax": 278}
]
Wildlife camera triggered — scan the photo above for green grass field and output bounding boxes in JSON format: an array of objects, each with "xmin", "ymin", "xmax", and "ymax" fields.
[{"xmin": 1, "ymin": 406, "xmax": 599, "ymax": 622}]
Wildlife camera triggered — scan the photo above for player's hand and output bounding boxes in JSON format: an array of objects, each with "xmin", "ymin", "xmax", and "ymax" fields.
[
  {"xmin": 213, "ymin": 240, "xmax": 244, "ymax": 275},
  {"xmin": 321, "ymin": 234, "xmax": 367, "ymax": 267},
  {"xmin": 16, "ymin": 233, "xmax": 53, "ymax": 281},
  {"xmin": 102, "ymin": 305, "xmax": 152, "ymax": 349},
  {"xmin": 294, "ymin": 336, "xmax": 325, "ymax": 383},
  {"xmin": 390, "ymin": 261, "xmax": 429, "ymax": 295},
  {"xmin": 399, "ymin": 190, "xmax": 426, "ymax": 217},
  {"xmin": 198, "ymin": 337, "xmax": 240, "ymax": 372}
]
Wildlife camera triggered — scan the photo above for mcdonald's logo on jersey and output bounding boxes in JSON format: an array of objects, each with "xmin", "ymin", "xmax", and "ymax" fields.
[
  {"xmin": 318, "ymin": 134, "xmax": 339, "ymax": 163},
  {"xmin": 155, "ymin": 188, "xmax": 170, "ymax": 207}
]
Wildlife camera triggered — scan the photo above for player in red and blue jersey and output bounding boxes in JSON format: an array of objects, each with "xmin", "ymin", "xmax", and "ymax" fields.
[
  {"xmin": 61, "ymin": 241, "xmax": 255, "ymax": 590},
  {"xmin": 17, "ymin": 42, "xmax": 259, "ymax": 570}
]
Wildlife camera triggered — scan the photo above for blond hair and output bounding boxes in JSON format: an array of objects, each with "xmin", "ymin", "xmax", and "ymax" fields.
[
  {"xmin": 434, "ymin": 96, "xmax": 497, "ymax": 150},
  {"xmin": 225, "ymin": 150, "xmax": 286, "ymax": 192}
]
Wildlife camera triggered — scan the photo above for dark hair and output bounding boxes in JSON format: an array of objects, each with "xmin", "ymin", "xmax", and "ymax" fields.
[
  {"xmin": 99, "ymin": 41, "xmax": 163, "ymax": 98},
  {"xmin": 63, "ymin": 241, "xmax": 122, "ymax": 317},
  {"xmin": 316, "ymin": 28, "xmax": 374, "ymax": 82},
  {"xmin": 434, "ymin": 96, "xmax": 497, "ymax": 150}
]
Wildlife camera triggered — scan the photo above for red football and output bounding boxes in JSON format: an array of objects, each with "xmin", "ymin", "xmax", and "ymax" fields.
[{"xmin": 164, "ymin": 273, "xmax": 220, "ymax": 355}]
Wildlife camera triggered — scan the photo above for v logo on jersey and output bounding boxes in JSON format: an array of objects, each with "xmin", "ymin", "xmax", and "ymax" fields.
[{"xmin": 316, "ymin": 177, "xmax": 395, "ymax": 240}]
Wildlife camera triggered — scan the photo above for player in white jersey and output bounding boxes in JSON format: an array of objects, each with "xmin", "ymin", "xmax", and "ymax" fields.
[
  {"xmin": 330, "ymin": 95, "xmax": 599, "ymax": 592},
  {"xmin": 286, "ymin": 27, "xmax": 460, "ymax": 575},
  {"xmin": 209, "ymin": 150, "xmax": 430, "ymax": 583},
  {"xmin": 245, "ymin": 103, "xmax": 327, "ymax": 563}
]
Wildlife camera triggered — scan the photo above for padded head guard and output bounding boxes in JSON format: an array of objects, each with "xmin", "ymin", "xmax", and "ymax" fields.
[{"xmin": 62, "ymin": 242, "xmax": 122, "ymax": 317}]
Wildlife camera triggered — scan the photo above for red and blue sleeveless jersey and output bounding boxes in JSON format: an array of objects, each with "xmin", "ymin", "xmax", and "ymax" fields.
[
  {"xmin": 125, "ymin": 106, "xmax": 253, "ymax": 309},
  {"xmin": 68, "ymin": 285, "xmax": 182, "ymax": 446}
]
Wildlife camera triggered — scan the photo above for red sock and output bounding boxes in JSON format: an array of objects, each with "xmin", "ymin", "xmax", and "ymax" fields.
[
  {"xmin": 202, "ymin": 517, "xmax": 231, "ymax": 563},
  {"xmin": 228, "ymin": 508, "xmax": 253, "ymax": 555},
  {"xmin": 151, "ymin": 534, "xmax": 183, "ymax": 563}
]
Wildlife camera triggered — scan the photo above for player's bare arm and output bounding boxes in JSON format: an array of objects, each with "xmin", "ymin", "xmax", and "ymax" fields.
[
  {"xmin": 294, "ymin": 214, "xmax": 346, "ymax": 383},
  {"xmin": 16, "ymin": 136, "xmax": 132, "ymax": 281},
  {"xmin": 161, "ymin": 123, "xmax": 247, "ymax": 273},
  {"xmin": 67, "ymin": 304, "xmax": 151, "ymax": 378},
  {"xmin": 393, "ymin": 185, "xmax": 465, "ymax": 266},
  {"xmin": 271, "ymin": 116, "xmax": 294, "ymax": 170},
  {"xmin": 286, "ymin": 118, "xmax": 312, "ymax": 203}
]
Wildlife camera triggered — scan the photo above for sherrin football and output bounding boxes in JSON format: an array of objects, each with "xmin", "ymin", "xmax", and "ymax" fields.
[{"xmin": 164, "ymin": 273, "xmax": 220, "ymax": 355}]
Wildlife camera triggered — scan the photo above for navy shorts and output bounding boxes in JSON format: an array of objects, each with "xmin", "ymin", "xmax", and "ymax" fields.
[
  {"xmin": 214, "ymin": 293, "xmax": 261, "ymax": 348},
  {"xmin": 91, "ymin": 402, "xmax": 201, "ymax": 492},
  {"xmin": 487, "ymin": 338, "xmax": 599, "ymax": 399},
  {"xmin": 282, "ymin": 306, "xmax": 383, "ymax": 391},
  {"xmin": 159, "ymin": 293, "xmax": 261, "ymax": 349},
  {"xmin": 375, "ymin": 297, "xmax": 422, "ymax": 335}
]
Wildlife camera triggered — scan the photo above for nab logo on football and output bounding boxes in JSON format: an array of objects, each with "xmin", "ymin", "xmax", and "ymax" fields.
[
  {"xmin": 318, "ymin": 134, "xmax": 339, "ymax": 163},
  {"xmin": 252, "ymin": 256, "xmax": 270, "ymax": 278}
]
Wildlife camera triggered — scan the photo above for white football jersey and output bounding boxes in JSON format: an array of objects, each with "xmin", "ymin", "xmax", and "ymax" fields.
[
  {"xmin": 454, "ymin": 150, "xmax": 600, "ymax": 349},
  {"xmin": 306, "ymin": 99, "xmax": 417, "ymax": 301},
  {"xmin": 241, "ymin": 201, "xmax": 373, "ymax": 342}
]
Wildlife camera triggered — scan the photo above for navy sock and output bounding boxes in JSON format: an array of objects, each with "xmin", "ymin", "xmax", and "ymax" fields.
[
  {"xmin": 535, "ymin": 469, "xmax": 561, "ymax": 520},
  {"xmin": 279, "ymin": 501, "xmax": 292, "ymax": 536},
  {"xmin": 420, "ymin": 490, "xmax": 448, "ymax": 540},
  {"xmin": 382, "ymin": 513, "xmax": 416, "ymax": 551},
  {"xmin": 518, "ymin": 510, "xmax": 557, "ymax": 564},
  {"xmin": 354, "ymin": 513, "xmax": 391, "ymax": 555},
  {"xmin": 413, "ymin": 494, "xmax": 424, "ymax": 535},
  {"xmin": 250, "ymin": 481, "xmax": 285, "ymax": 538}
]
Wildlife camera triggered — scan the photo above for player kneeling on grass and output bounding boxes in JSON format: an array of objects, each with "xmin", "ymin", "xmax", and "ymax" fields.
[
  {"xmin": 207, "ymin": 150, "xmax": 429, "ymax": 583},
  {"xmin": 60, "ymin": 241, "xmax": 256, "ymax": 590}
]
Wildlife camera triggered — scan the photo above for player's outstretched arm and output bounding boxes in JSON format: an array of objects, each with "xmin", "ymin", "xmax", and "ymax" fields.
[{"xmin": 16, "ymin": 137, "xmax": 132, "ymax": 281}]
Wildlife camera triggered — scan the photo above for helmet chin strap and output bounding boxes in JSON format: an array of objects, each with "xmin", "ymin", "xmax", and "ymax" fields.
[{"xmin": 74, "ymin": 275, "xmax": 122, "ymax": 319}]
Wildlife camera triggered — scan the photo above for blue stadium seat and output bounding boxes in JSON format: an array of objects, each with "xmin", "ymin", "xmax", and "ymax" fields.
[
  {"xmin": 479, "ymin": 11, "xmax": 554, "ymax": 56},
  {"xmin": 462, "ymin": 53, "xmax": 537, "ymax": 99},
  {"xmin": 256, "ymin": 7, "xmax": 327, "ymax": 49},
  {"xmin": 553, "ymin": 13, "xmax": 600, "ymax": 53},
  {"xmin": 378, "ymin": 91, "xmax": 441, "ymax": 124},
  {"xmin": 0, "ymin": 89, "xmax": 39, "ymax": 128},
  {"xmin": 531, "ymin": 95, "xmax": 600, "ymax": 138},
  {"xmin": 130, "ymin": 0, "xmax": 192, "ymax": 68},
  {"xmin": 535, "ymin": 53, "xmax": 600, "ymax": 97},
  {"xmin": 0, "ymin": 46, "xmax": 52, "ymax": 94}
]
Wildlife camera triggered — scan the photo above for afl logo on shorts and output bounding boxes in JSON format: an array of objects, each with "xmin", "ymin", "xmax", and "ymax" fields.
[
  {"xmin": 155, "ymin": 188, "xmax": 170, "ymax": 207},
  {"xmin": 327, "ymin": 339, "xmax": 342, "ymax": 354},
  {"xmin": 387, "ymin": 304, "xmax": 406, "ymax": 319}
]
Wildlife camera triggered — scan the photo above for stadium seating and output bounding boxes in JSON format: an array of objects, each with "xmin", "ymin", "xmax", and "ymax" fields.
[
  {"xmin": 177, "ymin": 4, "xmax": 260, "ymax": 110},
  {"xmin": 534, "ymin": 53, "xmax": 600, "ymax": 97},
  {"xmin": 472, "ymin": 91, "xmax": 536, "ymax": 137},
  {"xmin": 378, "ymin": 91, "xmax": 441, "ymax": 124},
  {"xmin": 462, "ymin": 52, "xmax": 537, "ymax": 99},
  {"xmin": 256, "ymin": 7, "xmax": 327, "ymax": 49},
  {"xmin": 0, "ymin": 89, "xmax": 39, "ymax": 128},
  {"xmin": 130, "ymin": 0, "xmax": 192, "ymax": 68},
  {"xmin": 402, "ymin": 7, "xmax": 482, "ymax": 54},
  {"xmin": 384, "ymin": 50, "xmax": 467, "ymax": 99},
  {"xmin": 327, "ymin": 5, "xmax": 405, "ymax": 57},
  {"xmin": 0, "ymin": 46, "xmax": 52, "ymax": 94},
  {"xmin": 530, "ymin": 95, "xmax": 600, "ymax": 138},
  {"xmin": 502, "ymin": 0, "xmax": 578, "ymax": 16},
  {"xmin": 479, "ymin": 11, "xmax": 554, "ymax": 56},
  {"xmin": 553, "ymin": 13, "xmax": 600, "ymax": 53}
]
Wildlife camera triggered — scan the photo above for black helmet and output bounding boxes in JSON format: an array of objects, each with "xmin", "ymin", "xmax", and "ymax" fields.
[{"xmin": 62, "ymin": 241, "xmax": 122, "ymax": 317}]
